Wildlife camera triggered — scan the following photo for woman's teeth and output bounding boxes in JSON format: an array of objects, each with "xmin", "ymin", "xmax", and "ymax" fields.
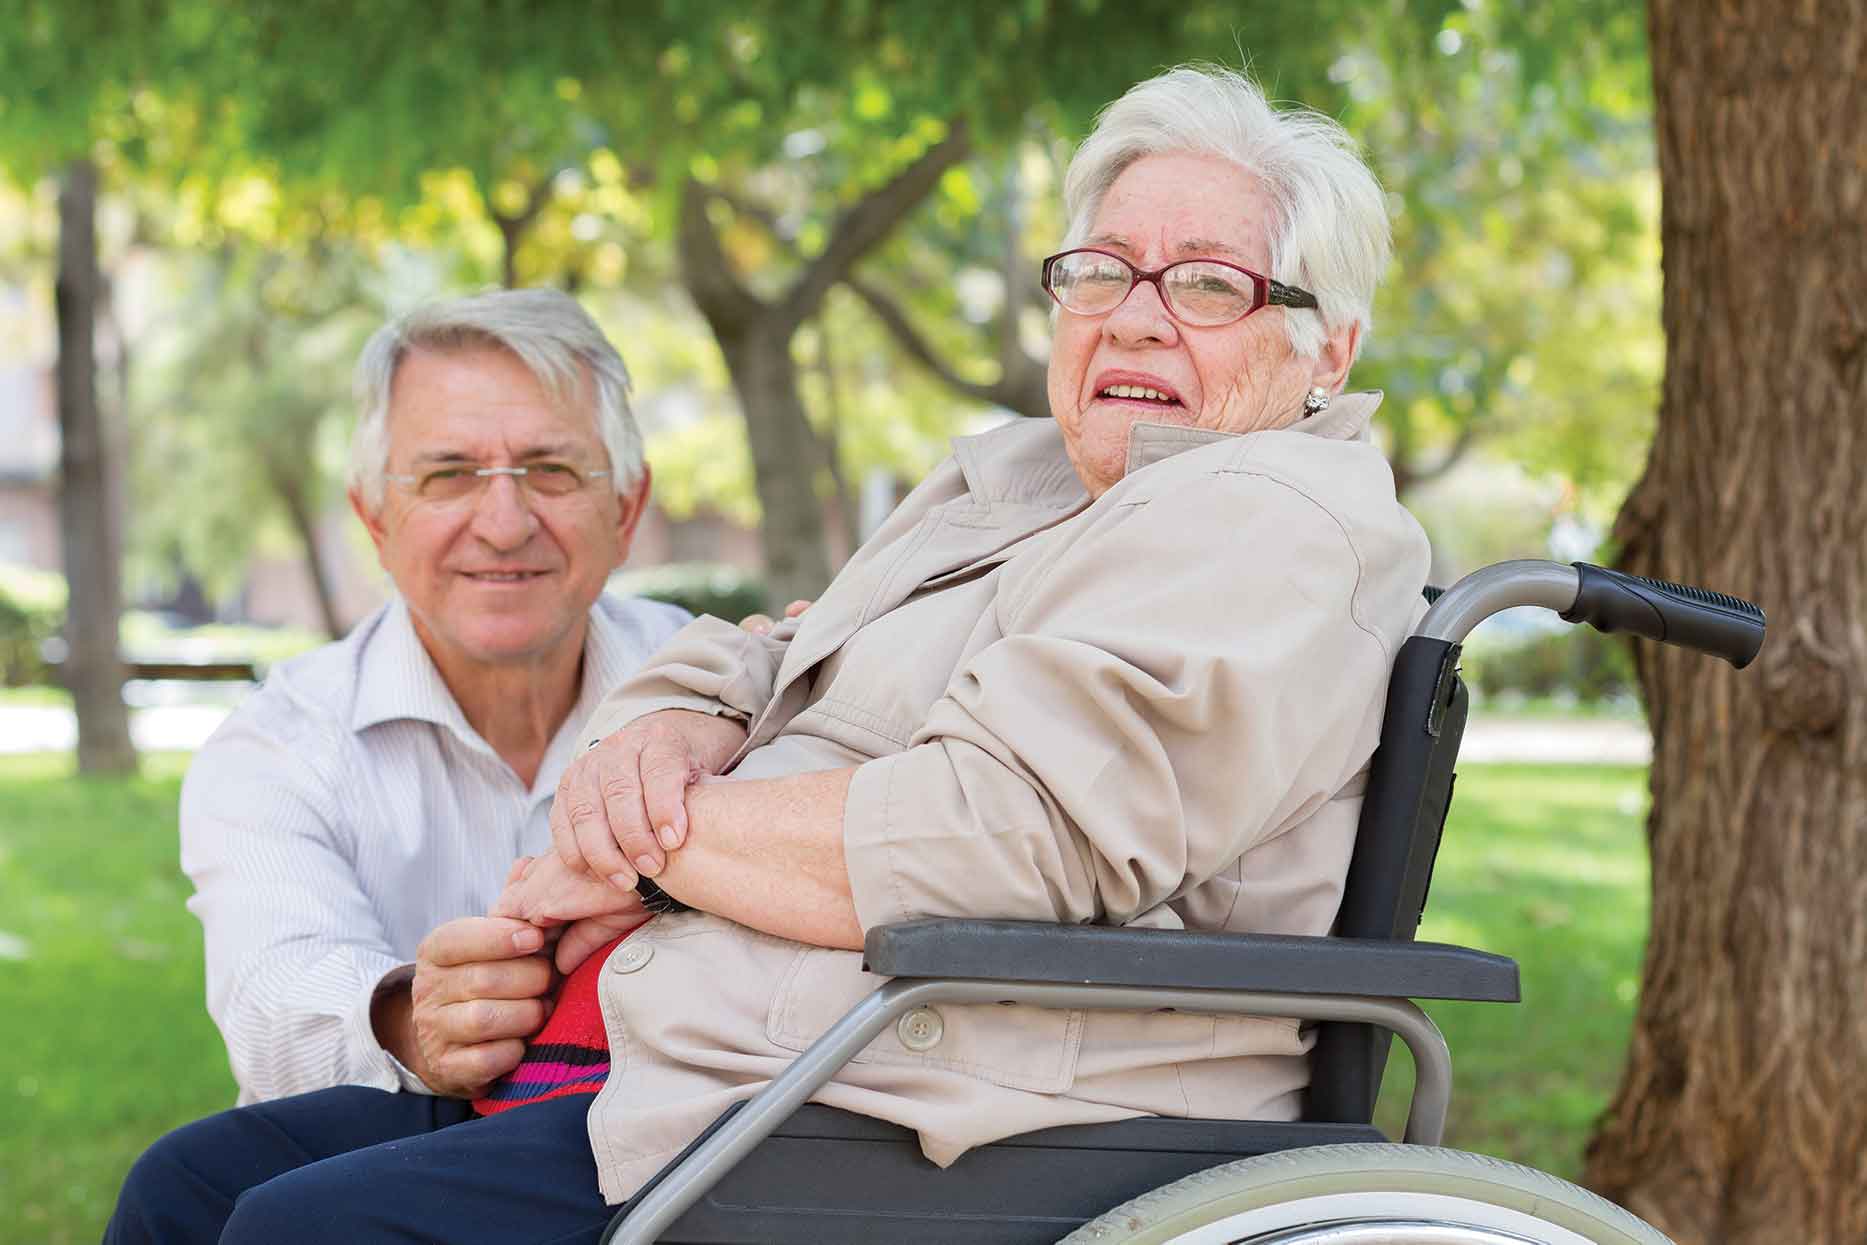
[{"xmin": 1101, "ymin": 385, "xmax": 1174, "ymax": 402}]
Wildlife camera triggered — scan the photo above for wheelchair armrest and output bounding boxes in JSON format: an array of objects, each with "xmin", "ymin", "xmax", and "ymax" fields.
[{"xmin": 862, "ymin": 919, "xmax": 1519, "ymax": 1003}]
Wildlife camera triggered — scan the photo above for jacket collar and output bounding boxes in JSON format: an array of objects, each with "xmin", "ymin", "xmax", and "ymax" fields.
[{"xmin": 952, "ymin": 391, "xmax": 1385, "ymax": 502}]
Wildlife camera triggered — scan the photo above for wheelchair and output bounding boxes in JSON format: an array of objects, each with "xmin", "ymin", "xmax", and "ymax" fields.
[{"xmin": 601, "ymin": 559, "xmax": 1766, "ymax": 1245}]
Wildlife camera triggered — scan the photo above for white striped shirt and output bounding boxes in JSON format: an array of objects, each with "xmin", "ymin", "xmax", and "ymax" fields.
[{"xmin": 180, "ymin": 592, "xmax": 690, "ymax": 1104}]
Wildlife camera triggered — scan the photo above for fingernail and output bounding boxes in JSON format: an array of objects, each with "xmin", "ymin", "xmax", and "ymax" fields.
[
  {"xmin": 635, "ymin": 854, "xmax": 660, "ymax": 878},
  {"xmin": 512, "ymin": 927, "xmax": 543, "ymax": 952},
  {"xmin": 657, "ymin": 824, "xmax": 679, "ymax": 850},
  {"xmin": 609, "ymin": 870, "xmax": 638, "ymax": 891}
]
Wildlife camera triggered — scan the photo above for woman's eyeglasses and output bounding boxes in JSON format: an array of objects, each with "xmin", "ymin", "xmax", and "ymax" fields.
[
  {"xmin": 385, "ymin": 462, "xmax": 611, "ymax": 506},
  {"xmin": 1041, "ymin": 248, "xmax": 1318, "ymax": 327}
]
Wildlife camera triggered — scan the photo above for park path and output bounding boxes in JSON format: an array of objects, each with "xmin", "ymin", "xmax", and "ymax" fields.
[{"xmin": 0, "ymin": 702, "xmax": 1652, "ymax": 765}]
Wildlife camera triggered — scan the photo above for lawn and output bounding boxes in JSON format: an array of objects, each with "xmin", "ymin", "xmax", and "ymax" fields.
[{"xmin": 0, "ymin": 755, "xmax": 1649, "ymax": 1243}]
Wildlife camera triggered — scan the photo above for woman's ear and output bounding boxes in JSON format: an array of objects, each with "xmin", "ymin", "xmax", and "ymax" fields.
[{"xmin": 1310, "ymin": 320, "xmax": 1362, "ymax": 395}]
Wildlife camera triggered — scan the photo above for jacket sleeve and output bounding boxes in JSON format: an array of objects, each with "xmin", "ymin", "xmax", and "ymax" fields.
[
  {"xmin": 580, "ymin": 614, "xmax": 791, "ymax": 746},
  {"xmin": 180, "ymin": 715, "xmax": 427, "ymax": 1101},
  {"xmin": 842, "ymin": 473, "xmax": 1397, "ymax": 930}
]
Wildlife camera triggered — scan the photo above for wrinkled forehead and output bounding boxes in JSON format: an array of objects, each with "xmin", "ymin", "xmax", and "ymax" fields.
[
  {"xmin": 1087, "ymin": 153, "xmax": 1277, "ymax": 271},
  {"xmin": 386, "ymin": 343, "xmax": 604, "ymax": 457}
]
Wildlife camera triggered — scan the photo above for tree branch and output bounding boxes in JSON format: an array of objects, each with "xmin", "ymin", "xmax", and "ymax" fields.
[
  {"xmin": 677, "ymin": 177, "xmax": 763, "ymax": 335},
  {"xmin": 491, "ymin": 174, "xmax": 556, "ymax": 289},
  {"xmin": 775, "ymin": 119, "xmax": 972, "ymax": 334},
  {"xmin": 846, "ymin": 276, "xmax": 1049, "ymax": 418}
]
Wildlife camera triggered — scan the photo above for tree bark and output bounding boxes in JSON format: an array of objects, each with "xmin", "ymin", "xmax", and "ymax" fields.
[
  {"xmin": 1582, "ymin": 4, "xmax": 1867, "ymax": 1242},
  {"xmin": 269, "ymin": 466, "xmax": 345, "ymax": 640},
  {"xmin": 55, "ymin": 158, "xmax": 137, "ymax": 774},
  {"xmin": 674, "ymin": 123, "xmax": 970, "ymax": 608}
]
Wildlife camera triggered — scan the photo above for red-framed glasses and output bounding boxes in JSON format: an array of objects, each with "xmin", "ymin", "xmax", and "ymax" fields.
[{"xmin": 1040, "ymin": 248, "xmax": 1318, "ymax": 327}]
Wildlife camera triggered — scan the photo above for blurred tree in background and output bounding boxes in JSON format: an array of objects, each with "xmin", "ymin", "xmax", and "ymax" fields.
[{"xmin": 1, "ymin": 2, "xmax": 1655, "ymax": 736}]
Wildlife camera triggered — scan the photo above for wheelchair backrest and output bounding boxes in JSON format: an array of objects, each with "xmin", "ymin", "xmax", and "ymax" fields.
[{"xmin": 1306, "ymin": 631, "xmax": 1469, "ymax": 1124}]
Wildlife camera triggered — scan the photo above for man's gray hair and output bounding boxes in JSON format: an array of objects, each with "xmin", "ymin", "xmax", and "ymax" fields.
[
  {"xmin": 348, "ymin": 288, "xmax": 645, "ymax": 509},
  {"xmin": 1063, "ymin": 64, "xmax": 1390, "ymax": 360}
]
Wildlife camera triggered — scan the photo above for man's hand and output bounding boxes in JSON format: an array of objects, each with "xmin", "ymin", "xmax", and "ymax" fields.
[
  {"xmin": 551, "ymin": 708, "xmax": 746, "ymax": 888},
  {"xmin": 736, "ymin": 598, "xmax": 814, "ymax": 637},
  {"xmin": 374, "ymin": 913, "xmax": 557, "ymax": 1099}
]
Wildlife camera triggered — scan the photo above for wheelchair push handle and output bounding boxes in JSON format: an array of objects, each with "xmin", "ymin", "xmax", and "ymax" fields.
[{"xmin": 1561, "ymin": 562, "xmax": 1765, "ymax": 669}]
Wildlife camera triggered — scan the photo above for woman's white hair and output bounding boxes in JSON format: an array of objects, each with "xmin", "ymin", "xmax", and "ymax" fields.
[
  {"xmin": 1063, "ymin": 64, "xmax": 1390, "ymax": 360},
  {"xmin": 348, "ymin": 288, "xmax": 644, "ymax": 510}
]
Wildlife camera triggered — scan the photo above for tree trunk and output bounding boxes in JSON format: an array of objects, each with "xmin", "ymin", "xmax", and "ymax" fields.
[
  {"xmin": 55, "ymin": 158, "xmax": 136, "ymax": 774},
  {"xmin": 1582, "ymin": 4, "xmax": 1867, "ymax": 1242},
  {"xmin": 723, "ymin": 331, "xmax": 836, "ymax": 608},
  {"xmin": 270, "ymin": 466, "xmax": 346, "ymax": 639}
]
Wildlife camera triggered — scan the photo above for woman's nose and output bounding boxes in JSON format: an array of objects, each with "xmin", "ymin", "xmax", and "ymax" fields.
[{"xmin": 1104, "ymin": 277, "xmax": 1178, "ymax": 345}]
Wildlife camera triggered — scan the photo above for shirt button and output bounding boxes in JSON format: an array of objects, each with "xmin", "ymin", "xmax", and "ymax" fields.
[
  {"xmin": 610, "ymin": 942, "xmax": 654, "ymax": 974},
  {"xmin": 896, "ymin": 1006, "xmax": 945, "ymax": 1052}
]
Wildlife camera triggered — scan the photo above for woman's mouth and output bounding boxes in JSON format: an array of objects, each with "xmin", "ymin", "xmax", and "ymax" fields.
[{"xmin": 1096, "ymin": 384, "xmax": 1183, "ymax": 408}]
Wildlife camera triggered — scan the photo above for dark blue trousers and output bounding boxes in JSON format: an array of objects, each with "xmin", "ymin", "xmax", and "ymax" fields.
[{"xmin": 105, "ymin": 1086, "xmax": 615, "ymax": 1244}]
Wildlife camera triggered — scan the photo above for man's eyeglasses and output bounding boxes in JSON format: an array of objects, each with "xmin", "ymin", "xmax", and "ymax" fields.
[
  {"xmin": 385, "ymin": 462, "xmax": 612, "ymax": 505},
  {"xmin": 1040, "ymin": 248, "xmax": 1318, "ymax": 327}
]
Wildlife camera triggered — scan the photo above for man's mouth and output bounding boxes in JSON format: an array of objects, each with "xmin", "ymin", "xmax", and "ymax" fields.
[
  {"xmin": 1097, "ymin": 383, "xmax": 1183, "ymax": 407},
  {"xmin": 463, "ymin": 571, "xmax": 549, "ymax": 583}
]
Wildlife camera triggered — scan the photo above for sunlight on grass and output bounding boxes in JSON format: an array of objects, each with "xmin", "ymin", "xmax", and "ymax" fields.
[
  {"xmin": 1373, "ymin": 762, "xmax": 1650, "ymax": 1179},
  {"xmin": 0, "ymin": 755, "xmax": 1650, "ymax": 1240}
]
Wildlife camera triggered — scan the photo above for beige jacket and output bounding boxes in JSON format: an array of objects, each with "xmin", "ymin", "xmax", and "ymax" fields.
[{"xmin": 578, "ymin": 393, "xmax": 1431, "ymax": 1202}]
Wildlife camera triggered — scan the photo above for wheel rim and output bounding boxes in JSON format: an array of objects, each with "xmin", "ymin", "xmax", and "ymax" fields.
[
  {"xmin": 1235, "ymin": 1219, "xmax": 1542, "ymax": 1244},
  {"xmin": 1156, "ymin": 1192, "xmax": 1604, "ymax": 1245}
]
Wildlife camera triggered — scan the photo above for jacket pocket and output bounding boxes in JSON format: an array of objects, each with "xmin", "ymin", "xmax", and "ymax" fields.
[{"xmin": 766, "ymin": 946, "xmax": 1084, "ymax": 1094}]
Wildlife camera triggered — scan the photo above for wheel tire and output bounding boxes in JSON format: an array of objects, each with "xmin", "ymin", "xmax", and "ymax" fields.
[{"xmin": 1056, "ymin": 1143, "xmax": 1671, "ymax": 1245}]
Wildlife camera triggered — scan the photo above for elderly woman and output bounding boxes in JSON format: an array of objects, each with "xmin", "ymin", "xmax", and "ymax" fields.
[{"xmin": 107, "ymin": 65, "xmax": 1429, "ymax": 1245}]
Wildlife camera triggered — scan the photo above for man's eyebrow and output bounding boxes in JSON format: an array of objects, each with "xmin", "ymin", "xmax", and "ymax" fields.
[{"xmin": 405, "ymin": 444, "xmax": 582, "ymax": 467}]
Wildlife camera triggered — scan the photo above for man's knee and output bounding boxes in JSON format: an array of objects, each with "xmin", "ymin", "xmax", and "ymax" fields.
[{"xmin": 107, "ymin": 1112, "xmax": 250, "ymax": 1244}]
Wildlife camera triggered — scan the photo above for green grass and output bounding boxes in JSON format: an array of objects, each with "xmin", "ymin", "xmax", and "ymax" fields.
[
  {"xmin": 1374, "ymin": 763, "xmax": 1650, "ymax": 1178},
  {"xmin": 0, "ymin": 756, "xmax": 1648, "ymax": 1242},
  {"xmin": 0, "ymin": 753, "xmax": 236, "ymax": 1245}
]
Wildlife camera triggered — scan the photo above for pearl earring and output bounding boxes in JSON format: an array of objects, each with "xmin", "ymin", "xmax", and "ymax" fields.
[{"xmin": 1303, "ymin": 387, "xmax": 1331, "ymax": 415}]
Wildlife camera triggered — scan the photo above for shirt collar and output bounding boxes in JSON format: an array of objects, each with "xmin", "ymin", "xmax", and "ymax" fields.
[
  {"xmin": 351, "ymin": 597, "xmax": 473, "ymax": 736},
  {"xmin": 350, "ymin": 594, "xmax": 626, "ymax": 745}
]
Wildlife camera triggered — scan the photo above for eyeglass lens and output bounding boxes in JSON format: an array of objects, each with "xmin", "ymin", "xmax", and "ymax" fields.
[
  {"xmin": 1047, "ymin": 251, "xmax": 1258, "ymax": 326},
  {"xmin": 416, "ymin": 463, "xmax": 593, "ymax": 503}
]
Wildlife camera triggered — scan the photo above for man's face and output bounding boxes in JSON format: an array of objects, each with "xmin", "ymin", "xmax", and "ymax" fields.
[{"xmin": 352, "ymin": 344, "xmax": 648, "ymax": 675}]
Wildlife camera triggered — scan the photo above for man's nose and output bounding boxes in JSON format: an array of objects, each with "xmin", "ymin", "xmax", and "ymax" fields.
[
  {"xmin": 1104, "ymin": 278, "xmax": 1178, "ymax": 346},
  {"xmin": 468, "ymin": 474, "xmax": 539, "ymax": 549}
]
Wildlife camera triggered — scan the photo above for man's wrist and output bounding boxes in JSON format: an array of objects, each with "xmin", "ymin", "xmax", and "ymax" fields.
[{"xmin": 369, "ymin": 978, "xmax": 429, "ymax": 1088}]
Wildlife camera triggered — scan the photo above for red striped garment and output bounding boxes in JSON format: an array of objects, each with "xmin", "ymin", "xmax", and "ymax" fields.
[{"xmin": 473, "ymin": 933, "xmax": 628, "ymax": 1115}]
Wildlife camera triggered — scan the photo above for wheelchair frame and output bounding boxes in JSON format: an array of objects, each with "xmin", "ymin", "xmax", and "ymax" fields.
[{"xmin": 602, "ymin": 559, "xmax": 1763, "ymax": 1245}]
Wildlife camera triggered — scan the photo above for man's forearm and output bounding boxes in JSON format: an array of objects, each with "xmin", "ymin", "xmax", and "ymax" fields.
[{"xmin": 654, "ymin": 767, "xmax": 864, "ymax": 950}]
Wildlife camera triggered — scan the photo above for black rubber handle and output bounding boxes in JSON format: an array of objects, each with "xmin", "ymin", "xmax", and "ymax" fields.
[{"xmin": 1560, "ymin": 563, "xmax": 1765, "ymax": 668}]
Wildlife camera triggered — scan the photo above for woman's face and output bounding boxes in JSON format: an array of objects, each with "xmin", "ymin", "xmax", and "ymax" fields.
[{"xmin": 1047, "ymin": 152, "xmax": 1338, "ymax": 498}]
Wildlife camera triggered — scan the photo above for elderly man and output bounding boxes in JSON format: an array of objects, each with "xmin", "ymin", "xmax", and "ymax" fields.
[{"xmin": 179, "ymin": 288, "xmax": 689, "ymax": 1105}]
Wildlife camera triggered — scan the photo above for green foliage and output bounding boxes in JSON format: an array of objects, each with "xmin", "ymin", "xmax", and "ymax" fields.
[
  {"xmin": 609, "ymin": 563, "xmax": 768, "ymax": 623},
  {"xmin": 0, "ymin": 563, "xmax": 65, "ymax": 685},
  {"xmin": 1462, "ymin": 628, "xmax": 1636, "ymax": 708}
]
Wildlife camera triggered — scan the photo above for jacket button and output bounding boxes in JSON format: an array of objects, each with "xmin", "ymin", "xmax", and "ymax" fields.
[
  {"xmin": 896, "ymin": 1006, "xmax": 945, "ymax": 1052},
  {"xmin": 610, "ymin": 942, "xmax": 654, "ymax": 974}
]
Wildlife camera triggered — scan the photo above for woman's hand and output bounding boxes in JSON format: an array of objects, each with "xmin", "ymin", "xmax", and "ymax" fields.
[
  {"xmin": 550, "ymin": 708, "xmax": 747, "ymax": 889},
  {"xmin": 492, "ymin": 854, "xmax": 654, "ymax": 974}
]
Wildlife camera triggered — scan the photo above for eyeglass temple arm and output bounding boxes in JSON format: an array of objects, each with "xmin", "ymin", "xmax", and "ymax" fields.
[{"xmin": 1267, "ymin": 278, "xmax": 1318, "ymax": 309}]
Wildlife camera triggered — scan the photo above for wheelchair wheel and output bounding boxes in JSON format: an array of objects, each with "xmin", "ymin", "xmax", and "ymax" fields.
[{"xmin": 1056, "ymin": 1143, "xmax": 1669, "ymax": 1244}]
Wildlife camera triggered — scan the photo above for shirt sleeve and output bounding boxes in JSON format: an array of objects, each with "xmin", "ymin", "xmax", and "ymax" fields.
[
  {"xmin": 581, "ymin": 613, "xmax": 792, "ymax": 746},
  {"xmin": 180, "ymin": 708, "xmax": 429, "ymax": 1101},
  {"xmin": 842, "ymin": 473, "xmax": 1396, "ymax": 930}
]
